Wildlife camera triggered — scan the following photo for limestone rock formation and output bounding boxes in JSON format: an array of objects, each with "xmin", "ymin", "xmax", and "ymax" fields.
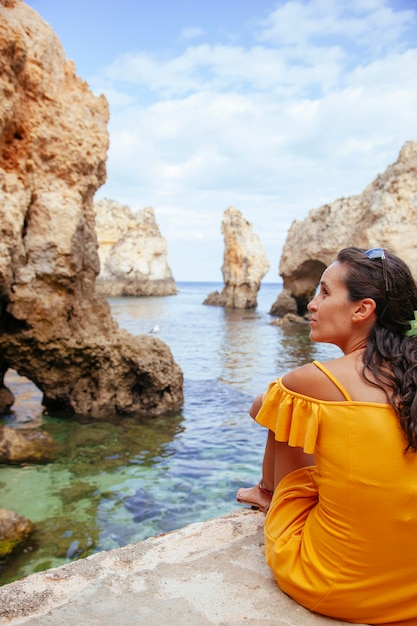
[
  {"xmin": 94, "ymin": 199, "xmax": 177, "ymax": 296},
  {"xmin": 0, "ymin": 0, "xmax": 183, "ymax": 418},
  {"xmin": 0, "ymin": 508, "xmax": 34, "ymax": 557},
  {"xmin": 274, "ymin": 141, "xmax": 417, "ymax": 316},
  {"xmin": 204, "ymin": 207, "xmax": 270, "ymax": 308}
]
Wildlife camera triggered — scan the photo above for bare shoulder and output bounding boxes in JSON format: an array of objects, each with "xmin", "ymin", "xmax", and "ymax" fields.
[
  {"xmin": 282, "ymin": 354, "xmax": 388, "ymax": 403},
  {"xmin": 282, "ymin": 359, "xmax": 349, "ymax": 401},
  {"xmin": 282, "ymin": 363, "xmax": 325, "ymax": 397}
]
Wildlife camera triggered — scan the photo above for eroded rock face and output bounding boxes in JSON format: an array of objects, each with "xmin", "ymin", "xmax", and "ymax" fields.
[
  {"xmin": 0, "ymin": 0, "xmax": 183, "ymax": 418},
  {"xmin": 275, "ymin": 141, "xmax": 417, "ymax": 316},
  {"xmin": 94, "ymin": 199, "xmax": 177, "ymax": 296},
  {"xmin": 204, "ymin": 206, "xmax": 270, "ymax": 308}
]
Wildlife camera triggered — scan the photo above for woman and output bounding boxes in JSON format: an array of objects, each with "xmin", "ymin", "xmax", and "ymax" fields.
[{"xmin": 237, "ymin": 247, "xmax": 417, "ymax": 625}]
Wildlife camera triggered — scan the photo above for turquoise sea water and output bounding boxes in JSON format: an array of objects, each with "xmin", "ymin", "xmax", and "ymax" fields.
[{"xmin": 0, "ymin": 283, "xmax": 340, "ymax": 585}]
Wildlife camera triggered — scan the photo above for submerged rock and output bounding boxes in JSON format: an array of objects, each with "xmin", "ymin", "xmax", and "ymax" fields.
[
  {"xmin": 274, "ymin": 141, "xmax": 417, "ymax": 316},
  {"xmin": 271, "ymin": 313, "xmax": 308, "ymax": 327},
  {"xmin": 0, "ymin": 0, "xmax": 183, "ymax": 418},
  {"xmin": 94, "ymin": 199, "xmax": 177, "ymax": 296},
  {"xmin": 0, "ymin": 508, "xmax": 34, "ymax": 557},
  {"xmin": 0, "ymin": 426, "xmax": 60, "ymax": 464},
  {"xmin": 204, "ymin": 206, "xmax": 270, "ymax": 308}
]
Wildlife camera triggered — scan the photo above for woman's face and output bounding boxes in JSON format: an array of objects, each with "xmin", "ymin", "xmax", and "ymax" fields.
[{"xmin": 307, "ymin": 261, "xmax": 358, "ymax": 350}]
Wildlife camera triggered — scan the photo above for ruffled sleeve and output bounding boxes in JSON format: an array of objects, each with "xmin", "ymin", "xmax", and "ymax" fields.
[{"xmin": 255, "ymin": 378, "xmax": 320, "ymax": 454}]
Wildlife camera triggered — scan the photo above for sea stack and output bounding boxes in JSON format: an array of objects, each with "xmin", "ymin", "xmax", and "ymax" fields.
[{"xmin": 204, "ymin": 206, "xmax": 270, "ymax": 309}]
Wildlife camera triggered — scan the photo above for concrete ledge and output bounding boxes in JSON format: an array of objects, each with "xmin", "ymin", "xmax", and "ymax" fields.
[{"xmin": 0, "ymin": 510, "xmax": 363, "ymax": 625}]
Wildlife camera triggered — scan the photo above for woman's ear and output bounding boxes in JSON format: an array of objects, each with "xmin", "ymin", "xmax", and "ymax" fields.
[{"xmin": 352, "ymin": 298, "xmax": 377, "ymax": 322}]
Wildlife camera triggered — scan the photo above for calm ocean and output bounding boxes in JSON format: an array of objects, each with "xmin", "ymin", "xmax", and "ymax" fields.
[{"xmin": 0, "ymin": 282, "xmax": 340, "ymax": 584}]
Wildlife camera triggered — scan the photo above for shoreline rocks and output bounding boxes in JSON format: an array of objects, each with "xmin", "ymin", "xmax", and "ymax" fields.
[{"xmin": 0, "ymin": 510, "xmax": 358, "ymax": 626}]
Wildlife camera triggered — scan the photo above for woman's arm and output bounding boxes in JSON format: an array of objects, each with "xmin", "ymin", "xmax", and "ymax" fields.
[{"xmin": 249, "ymin": 393, "xmax": 264, "ymax": 418}]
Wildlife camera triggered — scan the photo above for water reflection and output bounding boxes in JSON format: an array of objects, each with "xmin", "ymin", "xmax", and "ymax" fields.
[
  {"xmin": 218, "ymin": 308, "xmax": 274, "ymax": 390},
  {"xmin": 276, "ymin": 323, "xmax": 318, "ymax": 371},
  {"xmin": 276, "ymin": 323, "xmax": 342, "ymax": 374},
  {"xmin": 110, "ymin": 295, "xmax": 174, "ymax": 326},
  {"xmin": 216, "ymin": 306, "xmax": 342, "ymax": 397}
]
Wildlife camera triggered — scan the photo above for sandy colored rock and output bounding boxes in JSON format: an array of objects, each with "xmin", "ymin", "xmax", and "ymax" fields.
[
  {"xmin": 0, "ymin": 508, "xmax": 34, "ymax": 557},
  {"xmin": 271, "ymin": 312, "xmax": 307, "ymax": 327},
  {"xmin": 0, "ymin": 0, "xmax": 183, "ymax": 418},
  {"xmin": 0, "ymin": 425, "xmax": 59, "ymax": 463},
  {"xmin": 204, "ymin": 206, "xmax": 270, "ymax": 308},
  {"xmin": 270, "ymin": 288, "xmax": 299, "ymax": 317},
  {"xmin": 275, "ymin": 141, "xmax": 417, "ymax": 315},
  {"xmin": 94, "ymin": 199, "xmax": 177, "ymax": 296},
  {"xmin": 0, "ymin": 510, "xmax": 362, "ymax": 625}
]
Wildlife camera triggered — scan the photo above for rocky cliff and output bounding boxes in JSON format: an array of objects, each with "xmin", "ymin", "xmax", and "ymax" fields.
[
  {"xmin": 273, "ymin": 141, "xmax": 417, "ymax": 316},
  {"xmin": 94, "ymin": 199, "xmax": 177, "ymax": 296},
  {"xmin": 204, "ymin": 206, "xmax": 270, "ymax": 308},
  {"xmin": 0, "ymin": 0, "xmax": 183, "ymax": 418}
]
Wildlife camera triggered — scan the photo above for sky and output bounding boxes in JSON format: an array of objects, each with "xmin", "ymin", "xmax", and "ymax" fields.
[{"xmin": 25, "ymin": 0, "xmax": 417, "ymax": 282}]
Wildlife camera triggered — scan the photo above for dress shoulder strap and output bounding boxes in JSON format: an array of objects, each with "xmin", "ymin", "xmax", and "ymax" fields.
[{"xmin": 312, "ymin": 360, "xmax": 352, "ymax": 401}]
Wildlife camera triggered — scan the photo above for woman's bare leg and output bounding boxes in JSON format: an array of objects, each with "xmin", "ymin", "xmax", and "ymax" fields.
[
  {"xmin": 236, "ymin": 430, "xmax": 276, "ymax": 511},
  {"xmin": 260, "ymin": 429, "xmax": 276, "ymax": 491},
  {"xmin": 237, "ymin": 430, "xmax": 315, "ymax": 511}
]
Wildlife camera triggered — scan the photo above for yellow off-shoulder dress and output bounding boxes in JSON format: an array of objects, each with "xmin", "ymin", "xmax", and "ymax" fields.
[{"xmin": 256, "ymin": 361, "xmax": 417, "ymax": 626}]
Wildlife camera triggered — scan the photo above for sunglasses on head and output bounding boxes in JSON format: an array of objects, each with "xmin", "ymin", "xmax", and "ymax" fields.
[{"xmin": 364, "ymin": 247, "xmax": 389, "ymax": 294}]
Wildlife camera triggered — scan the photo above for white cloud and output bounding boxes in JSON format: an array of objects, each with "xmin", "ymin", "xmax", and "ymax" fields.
[
  {"xmin": 180, "ymin": 26, "xmax": 205, "ymax": 40},
  {"xmin": 93, "ymin": 0, "xmax": 417, "ymax": 281},
  {"xmin": 257, "ymin": 0, "xmax": 414, "ymax": 52}
]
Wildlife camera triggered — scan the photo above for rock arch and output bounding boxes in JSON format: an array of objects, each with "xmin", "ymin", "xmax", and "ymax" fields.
[
  {"xmin": 272, "ymin": 141, "xmax": 417, "ymax": 317},
  {"xmin": 0, "ymin": 0, "xmax": 183, "ymax": 419}
]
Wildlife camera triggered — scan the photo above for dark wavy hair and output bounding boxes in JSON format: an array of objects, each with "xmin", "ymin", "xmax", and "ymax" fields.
[{"xmin": 337, "ymin": 247, "xmax": 417, "ymax": 452}]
